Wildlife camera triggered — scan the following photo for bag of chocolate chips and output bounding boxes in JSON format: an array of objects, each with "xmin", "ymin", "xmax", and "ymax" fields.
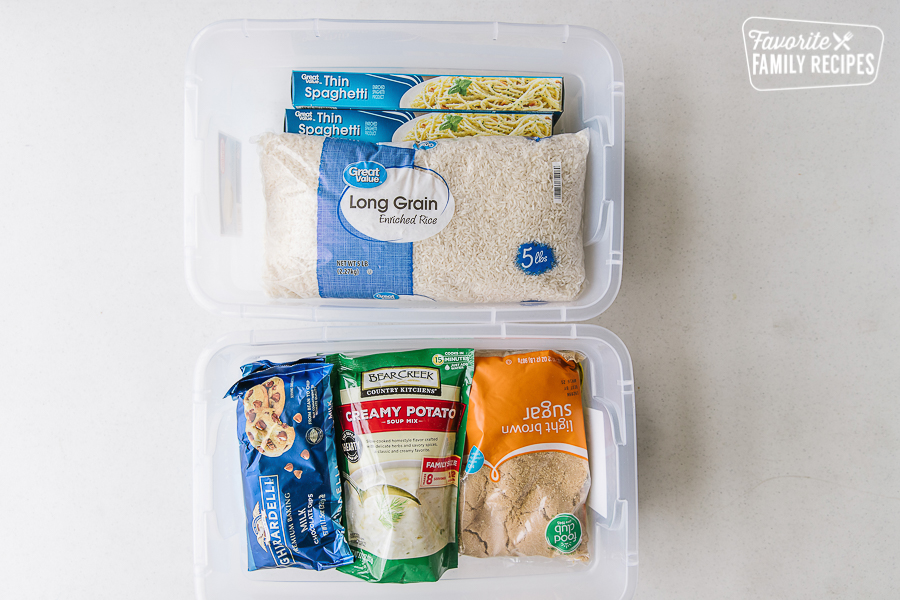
[{"xmin": 226, "ymin": 357, "xmax": 354, "ymax": 571}]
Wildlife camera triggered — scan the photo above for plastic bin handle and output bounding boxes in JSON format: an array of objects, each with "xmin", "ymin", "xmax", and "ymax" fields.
[
  {"xmin": 585, "ymin": 82, "xmax": 624, "ymax": 246},
  {"xmin": 585, "ymin": 405, "xmax": 609, "ymax": 518}
]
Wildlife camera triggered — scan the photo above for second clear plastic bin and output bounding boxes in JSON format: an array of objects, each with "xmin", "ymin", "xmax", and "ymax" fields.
[{"xmin": 193, "ymin": 323, "xmax": 637, "ymax": 600}]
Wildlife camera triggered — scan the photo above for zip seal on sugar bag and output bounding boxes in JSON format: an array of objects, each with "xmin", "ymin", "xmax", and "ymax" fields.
[
  {"xmin": 256, "ymin": 130, "xmax": 590, "ymax": 303},
  {"xmin": 326, "ymin": 349, "xmax": 475, "ymax": 583},
  {"xmin": 459, "ymin": 350, "xmax": 591, "ymax": 561},
  {"xmin": 225, "ymin": 357, "xmax": 354, "ymax": 571}
]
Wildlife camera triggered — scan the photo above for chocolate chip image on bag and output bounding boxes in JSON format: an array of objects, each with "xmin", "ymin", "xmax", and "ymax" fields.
[
  {"xmin": 242, "ymin": 377, "xmax": 295, "ymax": 456},
  {"xmin": 226, "ymin": 358, "xmax": 354, "ymax": 571}
]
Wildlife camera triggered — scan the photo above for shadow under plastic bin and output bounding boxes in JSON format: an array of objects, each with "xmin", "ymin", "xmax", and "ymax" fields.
[
  {"xmin": 193, "ymin": 323, "xmax": 637, "ymax": 600},
  {"xmin": 184, "ymin": 19, "xmax": 625, "ymax": 322}
]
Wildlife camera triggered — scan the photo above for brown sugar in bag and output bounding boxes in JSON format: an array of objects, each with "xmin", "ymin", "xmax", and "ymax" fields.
[{"xmin": 459, "ymin": 351, "xmax": 590, "ymax": 560}]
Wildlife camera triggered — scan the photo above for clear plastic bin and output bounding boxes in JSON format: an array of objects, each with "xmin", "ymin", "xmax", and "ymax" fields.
[
  {"xmin": 193, "ymin": 323, "xmax": 637, "ymax": 599},
  {"xmin": 184, "ymin": 19, "xmax": 624, "ymax": 322}
]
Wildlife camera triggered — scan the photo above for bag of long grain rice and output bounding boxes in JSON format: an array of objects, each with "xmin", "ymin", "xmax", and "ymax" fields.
[{"xmin": 257, "ymin": 130, "xmax": 589, "ymax": 303}]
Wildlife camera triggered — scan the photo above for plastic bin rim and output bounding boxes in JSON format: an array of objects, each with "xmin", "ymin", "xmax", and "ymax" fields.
[
  {"xmin": 194, "ymin": 323, "xmax": 634, "ymax": 390},
  {"xmin": 187, "ymin": 18, "xmax": 623, "ymax": 82}
]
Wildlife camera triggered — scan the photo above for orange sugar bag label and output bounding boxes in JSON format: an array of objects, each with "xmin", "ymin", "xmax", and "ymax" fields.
[{"xmin": 464, "ymin": 351, "xmax": 587, "ymax": 481}]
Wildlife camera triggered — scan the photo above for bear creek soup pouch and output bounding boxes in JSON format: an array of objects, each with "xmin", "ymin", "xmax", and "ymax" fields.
[
  {"xmin": 327, "ymin": 349, "xmax": 475, "ymax": 583},
  {"xmin": 225, "ymin": 358, "xmax": 354, "ymax": 571},
  {"xmin": 460, "ymin": 350, "xmax": 591, "ymax": 561}
]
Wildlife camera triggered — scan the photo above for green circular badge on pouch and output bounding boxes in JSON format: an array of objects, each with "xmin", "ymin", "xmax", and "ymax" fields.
[{"xmin": 545, "ymin": 513, "xmax": 582, "ymax": 554}]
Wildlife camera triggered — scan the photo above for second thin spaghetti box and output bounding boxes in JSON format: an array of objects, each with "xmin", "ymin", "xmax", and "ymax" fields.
[
  {"xmin": 291, "ymin": 72, "xmax": 564, "ymax": 114},
  {"xmin": 284, "ymin": 109, "xmax": 555, "ymax": 142}
]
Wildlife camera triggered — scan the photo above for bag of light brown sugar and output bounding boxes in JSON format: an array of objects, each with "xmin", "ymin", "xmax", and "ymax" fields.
[{"xmin": 459, "ymin": 350, "xmax": 590, "ymax": 561}]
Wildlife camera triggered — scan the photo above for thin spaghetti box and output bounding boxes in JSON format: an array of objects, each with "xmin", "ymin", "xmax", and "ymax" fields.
[
  {"xmin": 284, "ymin": 109, "xmax": 555, "ymax": 142},
  {"xmin": 284, "ymin": 109, "xmax": 413, "ymax": 142},
  {"xmin": 291, "ymin": 72, "xmax": 564, "ymax": 114}
]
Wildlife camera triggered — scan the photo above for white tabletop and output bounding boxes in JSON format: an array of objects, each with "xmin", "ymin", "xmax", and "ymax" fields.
[{"xmin": 1, "ymin": 1, "xmax": 897, "ymax": 599}]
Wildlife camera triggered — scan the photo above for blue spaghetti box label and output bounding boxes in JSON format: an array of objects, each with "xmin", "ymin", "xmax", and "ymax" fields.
[
  {"xmin": 291, "ymin": 71, "xmax": 563, "ymax": 114},
  {"xmin": 292, "ymin": 72, "xmax": 424, "ymax": 110},
  {"xmin": 285, "ymin": 109, "xmax": 415, "ymax": 143}
]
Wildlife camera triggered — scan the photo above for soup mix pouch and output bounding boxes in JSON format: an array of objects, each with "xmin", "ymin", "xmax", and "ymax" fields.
[
  {"xmin": 226, "ymin": 357, "xmax": 354, "ymax": 571},
  {"xmin": 326, "ymin": 349, "xmax": 475, "ymax": 583},
  {"xmin": 460, "ymin": 350, "xmax": 591, "ymax": 561}
]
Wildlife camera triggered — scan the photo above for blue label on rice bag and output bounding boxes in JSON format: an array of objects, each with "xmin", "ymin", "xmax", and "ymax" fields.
[
  {"xmin": 226, "ymin": 358, "xmax": 354, "ymax": 572},
  {"xmin": 517, "ymin": 242, "xmax": 556, "ymax": 275},
  {"xmin": 292, "ymin": 72, "xmax": 424, "ymax": 109},
  {"xmin": 314, "ymin": 137, "xmax": 455, "ymax": 299},
  {"xmin": 285, "ymin": 109, "xmax": 414, "ymax": 143},
  {"xmin": 316, "ymin": 138, "xmax": 415, "ymax": 298}
]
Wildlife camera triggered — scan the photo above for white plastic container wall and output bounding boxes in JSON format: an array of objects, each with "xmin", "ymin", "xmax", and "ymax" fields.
[
  {"xmin": 184, "ymin": 19, "xmax": 625, "ymax": 322},
  {"xmin": 193, "ymin": 323, "xmax": 638, "ymax": 600}
]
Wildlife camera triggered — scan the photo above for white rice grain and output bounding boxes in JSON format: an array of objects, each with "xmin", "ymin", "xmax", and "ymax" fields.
[
  {"xmin": 413, "ymin": 132, "xmax": 589, "ymax": 302},
  {"xmin": 258, "ymin": 133, "xmax": 323, "ymax": 298}
]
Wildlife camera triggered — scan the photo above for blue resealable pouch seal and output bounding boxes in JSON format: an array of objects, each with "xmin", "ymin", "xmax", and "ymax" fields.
[{"xmin": 225, "ymin": 357, "xmax": 354, "ymax": 571}]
